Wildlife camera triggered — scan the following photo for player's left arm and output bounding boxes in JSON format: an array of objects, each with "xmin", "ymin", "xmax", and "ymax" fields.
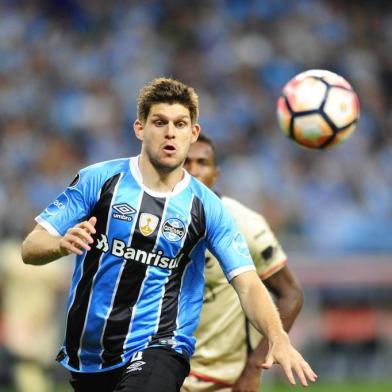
[
  {"xmin": 206, "ymin": 196, "xmax": 315, "ymax": 386},
  {"xmin": 232, "ymin": 266, "xmax": 303, "ymax": 391},
  {"xmin": 231, "ymin": 270, "xmax": 316, "ymax": 387}
]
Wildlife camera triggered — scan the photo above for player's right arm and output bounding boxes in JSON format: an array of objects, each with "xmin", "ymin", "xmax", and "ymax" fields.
[
  {"xmin": 21, "ymin": 217, "xmax": 97, "ymax": 265},
  {"xmin": 21, "ymin": 164, "xmax": 109, "ymax": 266}
]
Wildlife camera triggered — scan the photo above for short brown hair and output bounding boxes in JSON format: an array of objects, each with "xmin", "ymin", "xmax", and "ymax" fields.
[{"xmin": 137, "ymin": 77, "xmax": 199, "ymax": 124}]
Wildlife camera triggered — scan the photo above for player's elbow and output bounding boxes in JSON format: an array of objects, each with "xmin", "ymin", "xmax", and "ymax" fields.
[
  {"xmin": 21, "ymin": 238, "xmax": 34, "ymax": 264},
  {"xmin": 20, "ymin": 234, "xmax": 45, "ymax": 265}
]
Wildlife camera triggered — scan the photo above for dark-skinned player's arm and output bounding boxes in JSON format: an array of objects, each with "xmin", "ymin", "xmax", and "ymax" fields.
[
  {"xmin": 21, "ymin": 217, "xmax": 97, "ymax": 265},
  {"xmin": 232, "ymin": 266, "xmax": 303, "ymax": 392},
  {"xmin": 231, "ymin": 270, "xmax": 316, "ymax": 387}
]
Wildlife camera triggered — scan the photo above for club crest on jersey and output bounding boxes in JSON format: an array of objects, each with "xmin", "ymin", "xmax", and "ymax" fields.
[
  {"xmin": 139, "ymin": 213, "xmax": 159, "ymax": 236},
  {"xmin": 112, "ymin": 203, "xmax": 136, "ymax": 222},
  {"xmin": 162, "ymin": 218, "xmax": 186, "ymax": 242}
]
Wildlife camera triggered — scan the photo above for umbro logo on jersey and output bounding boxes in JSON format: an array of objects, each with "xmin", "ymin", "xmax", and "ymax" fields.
[
  {"xmin": 125, "ymin": 360, "xmax": 146, "ymax": 373},
  {"xmin": 112, "ymin": 203, "xmax": 136, "ymax": 222}
]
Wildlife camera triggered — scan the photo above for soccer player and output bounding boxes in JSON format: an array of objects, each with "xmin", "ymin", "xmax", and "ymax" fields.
[
  {"xmin": 182, "ymin": 134, "xmax": 304, "ymax": 392},
  {"xmin": 21, "ymin": 78, "xmax": 317, "ymax": 392}
]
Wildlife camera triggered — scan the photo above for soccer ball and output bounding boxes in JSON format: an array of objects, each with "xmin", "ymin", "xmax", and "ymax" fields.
[{"xmin": 276, "ymin": 69, "xmax": 360, "ymax": 149}]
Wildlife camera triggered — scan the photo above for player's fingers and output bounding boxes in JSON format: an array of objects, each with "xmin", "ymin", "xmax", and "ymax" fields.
[
  {"xmin": 76, "ymin": 218, "xmax": 95, "ymax": 229},
  {"xmin": 281, "ymin": 361, "xmax": 296, "ymax": 385},
  {"xmin": 88, "ymin": 216, "xmax": 97, "ymax": 232},
  {"xmin": 68, "ymin": 244, "xmax": 85, "ymax": 255},
  {"xmin": 302, "ymin": 361, "xmax": 318, "ymax": 382},
  {"xmin": 77, "ymin": 220, "xmax": 96, "ymax": 236},
  {"xmin": 261, "ymin": 354, "xmax": 274, "ymax": 370},
  {"xmin": 60, "ymin": 240, "xmax": 84, "ymax": 256},
  {"xmin": 293, "ymin": 363, "xmax": 308, "ymax": 387},
  {"xmin": 69, "ymin": 227, "xmax": 94, "ymax": 244},
  {"xmin": 64, "ymin": 234, "xmax": 91, "ymax": 252}
]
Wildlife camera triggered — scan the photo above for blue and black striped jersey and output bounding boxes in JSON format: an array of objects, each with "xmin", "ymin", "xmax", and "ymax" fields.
[{"xmin": 36, "ymin": 156, "xmax": 255, "ymax": 373}]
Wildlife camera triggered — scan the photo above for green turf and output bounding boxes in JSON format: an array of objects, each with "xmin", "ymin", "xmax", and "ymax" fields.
[
  {"xmin": 0, "ymin": 381, "xmax": 391, "ymax": 392},
  {"xmin": 262, "ymin": 381, "xmax": 392, "ymax": 392}
]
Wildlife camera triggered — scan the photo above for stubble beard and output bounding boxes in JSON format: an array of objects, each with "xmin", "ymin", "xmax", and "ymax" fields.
[{"xmin": 147, "ymin": 150, "xmax": 184, "ymax": 174}]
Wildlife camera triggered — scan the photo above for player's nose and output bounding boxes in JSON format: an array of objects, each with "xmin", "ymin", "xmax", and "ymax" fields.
[{"xmin": 165, "ymin": 122, "xmax": 176, "ymax": 138}]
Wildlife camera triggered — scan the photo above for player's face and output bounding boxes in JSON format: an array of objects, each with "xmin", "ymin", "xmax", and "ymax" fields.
[
  {"xmin": 184, "ymin": 141, "xmax": 219, "ymax": 188},
  {"xmin": 134, "ymin": 103, "xmax": 200, "ymax": 173}
]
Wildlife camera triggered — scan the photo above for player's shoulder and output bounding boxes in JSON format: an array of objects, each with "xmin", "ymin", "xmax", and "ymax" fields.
[
  {"xmin": 81, "ymin": 157, "xmax": 130, "ymax": 174},
  {"xmin": 79, "ymin": 157, "xmax": 130, "ymax": 181},
  {"xmin": 189, "ymin": 176, "xmax": 222, "ymax": 205}
]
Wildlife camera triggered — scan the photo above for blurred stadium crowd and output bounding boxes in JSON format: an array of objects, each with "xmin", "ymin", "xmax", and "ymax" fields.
[
  {"xmin": 0, "ymin": 0, "xmax": 391, "ymax": 252},
  {"xmin": 0, "ymin": 1, "xmax": 392, "ymax": 390}
]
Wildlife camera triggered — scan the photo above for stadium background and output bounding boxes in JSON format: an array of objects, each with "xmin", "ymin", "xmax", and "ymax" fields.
[{"xmin": 0, "ymin": 1, "xmax": 391, "ymax": 391}]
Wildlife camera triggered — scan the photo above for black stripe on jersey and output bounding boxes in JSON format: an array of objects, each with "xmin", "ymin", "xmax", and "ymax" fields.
[
  {"xmin": 149, "ymin": 196, "xmax": 206, "ymax": 346},
  {"xmin": 66, "ymin": 173, "xmax": 121, "ymax": 370},
  {"xmin": 101, "ymin": 192, "xmax": 166, "ymax": 368}
]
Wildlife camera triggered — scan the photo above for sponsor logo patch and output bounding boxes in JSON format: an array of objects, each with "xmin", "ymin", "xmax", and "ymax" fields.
[
  {"xmin": 162, "ymin": 218, "xmax": 186, "ymax": 242},
  {"xmin": 46, "ymin": 193, "xmax": 69, "ymax": 216},
  {"xmin": 95, "ymin": 234, "xmax": 184, "ymax": 270},
  {"xmin": 139, "ymin": 213, "xmax": 159, "ymax": 236},
  {"xmin": 112, "ymin": 203, "xmax": 136, "ymax": 222}
]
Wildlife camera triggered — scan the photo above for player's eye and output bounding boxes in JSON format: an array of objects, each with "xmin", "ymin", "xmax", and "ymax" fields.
[
  {"xmin": 176, "ymin": 121, "xmax": 187, "ymax": 128},
  {"xmin": 154, "ymin": 119, "xmax": 165, "ymax": 126}
]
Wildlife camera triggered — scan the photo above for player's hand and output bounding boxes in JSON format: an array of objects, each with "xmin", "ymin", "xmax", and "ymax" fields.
[
  {"xmin": 59, "ymin": 216, "xmax": 97, "ymax": 256},
  {"xmin": 232, "ymin": 364, "xmax": 261, "ymax": 392},
  {"xmin": 261, "ymin": 334, "xmax": 317, "ymax": 387}
]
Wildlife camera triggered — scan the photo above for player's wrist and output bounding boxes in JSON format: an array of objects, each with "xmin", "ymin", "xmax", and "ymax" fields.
[{"xmin": 268, "ymin": 330, "xmax": 290, "ymax": 345}]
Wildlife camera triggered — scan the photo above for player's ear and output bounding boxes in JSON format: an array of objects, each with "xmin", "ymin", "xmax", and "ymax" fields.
[
  {"xmin": 134, "ymin": 119, "xmax": 144, "ymax": 141},
  {"xmin": 191, "ymin": 123, "xmax": 201, "ymax": 143}
]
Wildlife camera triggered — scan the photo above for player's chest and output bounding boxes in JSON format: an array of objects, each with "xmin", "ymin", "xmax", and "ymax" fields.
[{"xmin": 93, "ymin": 185, "xmax": 204, "ymax": 266}]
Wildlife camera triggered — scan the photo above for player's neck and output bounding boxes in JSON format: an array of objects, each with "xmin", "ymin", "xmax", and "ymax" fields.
[{"xmin": 138, "ymin": 154, "xmax": 184, "ymax": 193}]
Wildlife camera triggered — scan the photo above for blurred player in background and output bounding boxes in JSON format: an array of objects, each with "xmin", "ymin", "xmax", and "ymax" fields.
[
  {"xmin": 182, "ymin": 133, "xmax": 304, "ymax": 392},
  {"xmin": 0, "ymin": 240, "xmax": 70, "ymax": 392}
]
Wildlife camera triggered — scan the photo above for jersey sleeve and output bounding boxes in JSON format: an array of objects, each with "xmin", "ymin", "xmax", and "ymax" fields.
[
  {"xmin": 246, "ymin": 216, "xmax": 287, "ymax": 280},
  {"xmin": 223, "ymin": 197, "xmax": 287, "ymax": 280},
  {"xmin": 205, "ymin": 194, "xmax": 255, "ymax": 282},
  {"xmin": 35, "ymin": 168, "xmax": 100, "ymax": 236}
]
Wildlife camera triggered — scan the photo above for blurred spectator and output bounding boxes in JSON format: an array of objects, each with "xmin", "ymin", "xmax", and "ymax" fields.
[
  {"xmin": 0, "ymin": 0, "xmax": 390, "ymax": 252},
  {"xmin": 0, "ymin": 0, "xmax": 391, "ymax": 387},
  {"xmin": 0, "ymin": 240, "xmax": 71, "ymax": 392}
]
